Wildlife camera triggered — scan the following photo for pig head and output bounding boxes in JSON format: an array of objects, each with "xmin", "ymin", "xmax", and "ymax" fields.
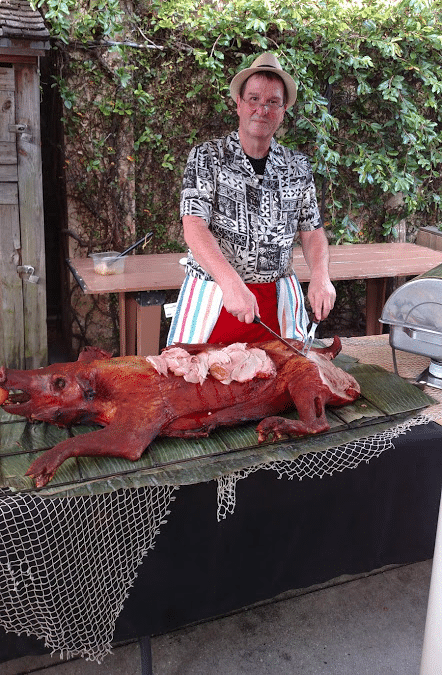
[
  {"xmin": 0, "ymin": 346, "xmax": 178, "ymax": 487},
  {"xmin": 0, "ymin": 347, "xmax": 115, "ymax": 428},
  {"xmin": 0, "ymin": 340, "xmax": 360, "ymax": 488}
]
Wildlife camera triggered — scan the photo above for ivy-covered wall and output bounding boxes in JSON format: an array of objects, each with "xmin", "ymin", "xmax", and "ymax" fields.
[{"xmin": 34, "ymin": 0, "xmax": 442, "ymax": 353}]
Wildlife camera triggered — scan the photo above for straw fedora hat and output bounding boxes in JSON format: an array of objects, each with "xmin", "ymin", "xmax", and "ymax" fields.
[{"xmin": 229, "ymin": 53, "xmax": 297, "ymax": 108}]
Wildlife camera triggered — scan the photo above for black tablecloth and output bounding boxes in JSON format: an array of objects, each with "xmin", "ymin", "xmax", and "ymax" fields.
[{"xmin": 2, "ymin": 421, "xmax": 442, "ymax": 662}]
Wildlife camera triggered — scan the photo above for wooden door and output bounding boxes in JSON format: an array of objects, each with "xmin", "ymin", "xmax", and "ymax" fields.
[{"xmin": 0, "ymin": 61, "xmax": 47, "ymax": 369}]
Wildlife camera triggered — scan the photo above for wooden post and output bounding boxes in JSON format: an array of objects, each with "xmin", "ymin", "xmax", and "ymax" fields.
[
  {"xmin": 15, "ymin": 61, "xmax": 48, "ymax": 368},
  {"xmin": 0, "ymin": 2, "xmax": 50, "ymax": 368},
  {"xmin": 365, "ymin": 277, "xmax": 387, "ymax": 335}
]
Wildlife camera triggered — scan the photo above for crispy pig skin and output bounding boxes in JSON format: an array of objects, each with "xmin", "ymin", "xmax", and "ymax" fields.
[{"xmin": 0, "ymin": 338, "xmax": 360, "ymax": 488}]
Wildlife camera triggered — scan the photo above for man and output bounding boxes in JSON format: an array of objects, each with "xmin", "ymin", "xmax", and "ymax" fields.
[{"xmin": 167, "ymin": 53, "xmax": 336, "ymax": 346}]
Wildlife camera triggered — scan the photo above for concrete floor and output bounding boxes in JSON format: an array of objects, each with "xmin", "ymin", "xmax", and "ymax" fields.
[{"xmin": 2, "ymin": 559, "xmax": 432, "ymax": 675}]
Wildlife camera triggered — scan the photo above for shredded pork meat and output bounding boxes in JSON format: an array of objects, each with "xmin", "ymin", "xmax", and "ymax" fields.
[{"xmin": 146, "ymin": 343, "xmax": 276, "ymax": 385}]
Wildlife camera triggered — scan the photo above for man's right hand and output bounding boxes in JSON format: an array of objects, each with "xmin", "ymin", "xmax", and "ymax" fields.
[{"xmin": 219, "ymin": 279, "xmax": 259, "ymax": 324}]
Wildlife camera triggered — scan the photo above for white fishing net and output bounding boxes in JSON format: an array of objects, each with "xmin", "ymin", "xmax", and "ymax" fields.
[
  {"xmin": 0, "ymin": 484, "xmax": 177, "ymax": 663},
  {"xmin": 0, "ymin": 412, "xmax": 438, "ymax": 663},
  {"xmin": 216, "ymin": 413, "xmax": 434, "ymax": 519}
]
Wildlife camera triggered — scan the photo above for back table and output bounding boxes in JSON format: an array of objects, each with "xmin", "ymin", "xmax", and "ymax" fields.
[{"xmin": 67, "ymin": 242, "xmax": 442, "ymax": 355}]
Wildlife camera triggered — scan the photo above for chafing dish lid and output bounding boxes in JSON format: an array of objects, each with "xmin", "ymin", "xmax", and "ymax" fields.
[{"xmin": 380, "ymin": 263, "xmax": 442, "ymax": 331}]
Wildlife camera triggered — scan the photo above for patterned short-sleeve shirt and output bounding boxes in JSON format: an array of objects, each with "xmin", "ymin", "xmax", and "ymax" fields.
[{"xmin": 180, "ymin": 130, "xmax": 322, "ymax": 283}]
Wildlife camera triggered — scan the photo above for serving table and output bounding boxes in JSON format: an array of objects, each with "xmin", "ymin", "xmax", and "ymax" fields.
[
  {"xmin": 0, "ymin": 335, "xmax": 441, "ymax": 666},
  {"xmin": 67, "ymin": 242, "xmax": 442, "ymax": 355}
]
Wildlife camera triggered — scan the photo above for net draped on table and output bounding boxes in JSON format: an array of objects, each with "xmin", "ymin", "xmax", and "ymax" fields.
[
  {"xmin": 0, "ymin": 484, "xmax": 177, "ymax": 662},
  {"xmin": 0, "ymin": 412, "xmax": 437, "ymax": 663}
]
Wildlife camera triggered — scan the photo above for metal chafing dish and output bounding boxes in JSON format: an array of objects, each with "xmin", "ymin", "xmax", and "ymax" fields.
[{"xmin": 380, "ymin": 263, "xmax": 442, "ymax": 389}]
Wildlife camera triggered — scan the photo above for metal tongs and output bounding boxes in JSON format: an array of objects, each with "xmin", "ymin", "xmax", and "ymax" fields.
[{"xmin": 302, "ymin": 316, "xmax": 320, "ymax": 356}]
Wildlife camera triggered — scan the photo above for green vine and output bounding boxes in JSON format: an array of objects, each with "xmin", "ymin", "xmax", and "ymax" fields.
[
  {"xmin": 31, "ymin": 0, "xmax": 442, "ymax": 349},
  {"xmin": 33, "ymin": 0, "xmax": 442, "ymax": 245}
]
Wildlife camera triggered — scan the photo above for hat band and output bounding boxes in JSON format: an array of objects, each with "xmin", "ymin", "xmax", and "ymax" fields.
[{"xmin": 257, "ymin": 64, "xmax": 276, "ymax": 69}]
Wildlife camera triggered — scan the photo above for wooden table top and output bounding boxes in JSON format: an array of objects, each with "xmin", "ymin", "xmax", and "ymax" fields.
[{"xmin": 67, "ymin": 242, "xmax": 442, "ymax": 295}]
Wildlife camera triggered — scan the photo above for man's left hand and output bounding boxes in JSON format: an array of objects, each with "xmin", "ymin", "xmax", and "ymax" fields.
[
  {"xmin": 307, "ymin": 273, "xmax": 336, "ymax": 321},
  {"xmin": 299, "ymin": 228, "xmax": 336, "ymax": 321}
]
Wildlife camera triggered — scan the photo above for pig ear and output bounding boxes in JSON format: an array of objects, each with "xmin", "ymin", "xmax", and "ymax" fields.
[{"xmin": 77, "ymin": 346, "xmax": 113, "ymax": 362}]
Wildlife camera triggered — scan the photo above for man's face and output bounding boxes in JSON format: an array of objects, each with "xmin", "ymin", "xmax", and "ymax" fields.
[{"xmin": 237, "ymin": 73, "xmax": 286, "ymax": 148}]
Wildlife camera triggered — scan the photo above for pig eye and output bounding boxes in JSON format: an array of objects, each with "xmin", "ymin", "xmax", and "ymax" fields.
[{"xmin": 53, "ymin": 377, "xmax": 66, "ymax": 391}]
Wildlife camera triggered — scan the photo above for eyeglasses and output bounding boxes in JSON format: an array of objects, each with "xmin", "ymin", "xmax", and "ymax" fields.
[{"xmin": 241, "ymin": 96, "xmax": 285, "ymax": 113}]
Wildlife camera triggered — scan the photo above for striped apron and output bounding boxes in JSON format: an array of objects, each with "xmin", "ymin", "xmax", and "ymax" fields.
[{"xmin": 167, "ymin": 273, "xmax": 308, "ymax": 346}]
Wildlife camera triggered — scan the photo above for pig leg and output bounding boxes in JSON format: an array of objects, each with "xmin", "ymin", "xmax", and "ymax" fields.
[
  {"xmin": 256, "ymin": 388, "xmax": 330, "ymax": 442},
  {"xmin": 26, "ymin": 415, "xmax": 165, "ymax": 488}
]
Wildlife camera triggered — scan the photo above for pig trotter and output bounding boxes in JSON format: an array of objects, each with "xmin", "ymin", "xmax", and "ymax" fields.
[
  {"xmin": 257, "ymin": 415, "xmax": 329, "ymax": 443},
  {"xmin": 26, "ymin": 449, "xmax": 65, "ymax": 488}
]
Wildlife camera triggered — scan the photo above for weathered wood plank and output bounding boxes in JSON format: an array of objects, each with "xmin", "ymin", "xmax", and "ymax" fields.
[
  {"xmin": 0, "ymin": 199, "xmax": 24, "ymax": 368},
  {"xmin": 0, "ymin": 65, "xmax": 22, "ymax": 367},
  {"xmin": 0, "ymin": 65, "xmax": 15, "ymax": 90},
  {"xmin": 0, "ymin": 87, "xmax": 15, "ymax": 141},
  {"xmin": 0, "ymin": 164, "xmax": 18, "ymax": 180},
  {"xmin": 0, "ymin": 181, "xmax": 18, "ymax": 204},
  {"xmin": 0, "ymin": 140, "xmax": 17, "ymax": 163},
  {"xmin": 14, "ymin": 62, "xmax": 47, "ymax": 368}
]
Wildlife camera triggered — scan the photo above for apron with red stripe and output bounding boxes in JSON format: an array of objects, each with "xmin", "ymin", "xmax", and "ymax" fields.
[{"xmin": 167, "ymin": 273, "xmax": 307, "ymax": 346}]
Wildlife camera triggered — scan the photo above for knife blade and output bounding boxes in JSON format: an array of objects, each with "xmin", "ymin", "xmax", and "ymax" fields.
[{"xmin": 253, "ymin": 317, "xmax": 306, "ymax": 357}]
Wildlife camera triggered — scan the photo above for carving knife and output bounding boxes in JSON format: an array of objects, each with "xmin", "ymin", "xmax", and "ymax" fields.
[{"xmin": 253, "ymin": 317, "xmax": 306, "ymax": 357}]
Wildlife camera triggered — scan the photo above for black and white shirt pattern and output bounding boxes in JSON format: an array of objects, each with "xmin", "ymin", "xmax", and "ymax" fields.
[{"xmin": 181, "ymin": 130, "xmax": 323, "ymax": 284}]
